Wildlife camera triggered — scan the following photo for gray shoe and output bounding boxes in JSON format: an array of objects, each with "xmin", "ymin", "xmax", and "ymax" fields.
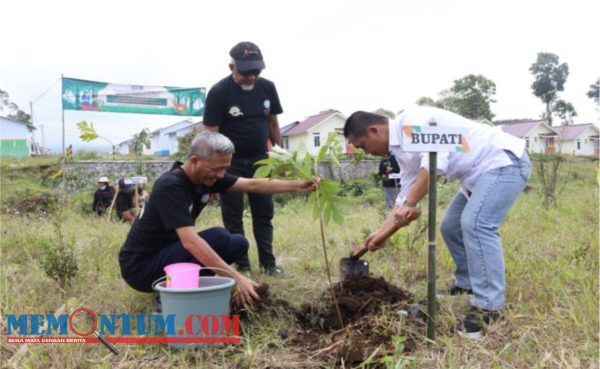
[{"xmin": 265, "ymin": 267, "xmax": 294, "ymax": 279}]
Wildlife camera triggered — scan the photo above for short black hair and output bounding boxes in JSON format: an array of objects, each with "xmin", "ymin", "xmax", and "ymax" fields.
[{"xmin": 344, "ymin": 111, "xmax": 388, "ymax": 137}]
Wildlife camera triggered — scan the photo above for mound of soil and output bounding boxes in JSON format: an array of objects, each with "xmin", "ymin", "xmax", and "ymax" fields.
[
  {"xmin": 4, "ymin": 190, "xmax": 60, "ymax": 216},
  {"xmin": 297, "ymin": 275, "xmax": 413, "ymax": 332},
  {"xmin": 232, "ymin": 283, "xmax": 294, "ymax": 321},
  {"xmin": 236, "ymin": 276, "xmax": 424, "ymax": 367}
]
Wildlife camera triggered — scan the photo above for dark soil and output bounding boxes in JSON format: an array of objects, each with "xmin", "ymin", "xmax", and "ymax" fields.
[
  {"xmin": 233, "ymin": 276, "xmax": 424, "ymax": 368},
  {"xmin": 4, "ymin": 190, "xmax": 61, "ymax": 216},
  {"xmin": 232, "ymin": 283, "xmax": 295, "ymax": 321},
  {"xmin": 297, "ymin": 275, "xmax": 413, "ymax": 332}
]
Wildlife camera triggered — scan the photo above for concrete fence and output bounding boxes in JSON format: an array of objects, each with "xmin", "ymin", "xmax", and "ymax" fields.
[{"xmin": 65, "ymin": 160, "xmax": 379, "ymax": 192}]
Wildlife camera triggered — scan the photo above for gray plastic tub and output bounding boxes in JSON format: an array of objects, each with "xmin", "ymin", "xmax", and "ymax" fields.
[{"xmin": 153, "ymin": 276, "xmax": 236, "ymax": 348}]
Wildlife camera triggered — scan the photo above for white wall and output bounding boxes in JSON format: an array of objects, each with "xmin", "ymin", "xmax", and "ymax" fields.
[
  {"xmin": 116, "ymin": 143, "xmax": 130, "ymax": 155},
  {"xmin": 152, "ymin": 132, "xmax": 170, "ymax": 154},
  {"xmin": 524, "ymin": 124, "xmax": 557, "ymax": 154},
  {"xmin": 0, "ymin": 119, "xmax": 31, "ymax": 140},
  {"xmin": 286, "ymin": 115, "xmax": 346, "ymax": 155},
  {"xmin": 560, "ymin": 126, "xmax": 600, "ymax": 156}
]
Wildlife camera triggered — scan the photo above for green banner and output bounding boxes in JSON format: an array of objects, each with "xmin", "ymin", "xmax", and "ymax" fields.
[{"xmin": 62, "ymin": 77, "xmax": 205, "ymax": 116}]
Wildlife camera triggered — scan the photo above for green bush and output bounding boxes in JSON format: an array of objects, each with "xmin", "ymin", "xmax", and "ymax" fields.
[
  {"xmin": 338, "ymin": 178, "xmax": 375, "ymax": 197},
  {"xmin": 69, "ymin": 191, "xmax": 96, "ymax": 216},
  {"xmin": 75, "ymin": 150, "xmax": 99, "ymax": 160},
  {"xmin": 39, "ymin": 239, "xmax": 79, "ymax": 288}
]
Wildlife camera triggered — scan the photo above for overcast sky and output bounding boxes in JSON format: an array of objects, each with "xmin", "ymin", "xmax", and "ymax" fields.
[{"xmin": 2, "ymin": 0, "xmax": 598, "ymax": 153}]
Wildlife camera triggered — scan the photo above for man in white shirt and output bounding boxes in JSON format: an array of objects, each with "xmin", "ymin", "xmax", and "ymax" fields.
[{"xmin": 344, "ymin": 106, "xmax": 531, "ymax": 340}]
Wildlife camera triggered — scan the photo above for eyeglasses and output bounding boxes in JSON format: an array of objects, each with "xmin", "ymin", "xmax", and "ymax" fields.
[{"xmin": 238, "ymin": 69, "xmax": 262, "ymax": 77}]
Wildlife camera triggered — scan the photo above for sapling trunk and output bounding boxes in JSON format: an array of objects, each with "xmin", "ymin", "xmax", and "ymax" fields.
[
  {"xmin": 253, "ymin": 135, "xmax": 346, "ymax": 329},
  {"xmin": 318, "ymin": 200, "xmax": 344, "ymax": 329}
]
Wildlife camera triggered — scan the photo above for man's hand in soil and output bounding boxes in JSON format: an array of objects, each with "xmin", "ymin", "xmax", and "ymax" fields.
[{"xmin": 233, "ymin": 274, "xmax": 261, "ymax": 306}]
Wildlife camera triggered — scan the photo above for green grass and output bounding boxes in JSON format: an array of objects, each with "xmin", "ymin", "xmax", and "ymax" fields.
[{"xmin": 0, "ymin": 158, "xmax": 598, "ymax": 368}]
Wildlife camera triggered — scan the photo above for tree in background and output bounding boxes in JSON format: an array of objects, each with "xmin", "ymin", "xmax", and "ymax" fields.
[
  {"xmin": 415, "ymin": 74, "xmax": 497, "ymax": 120},
  {"xmin": 415, "ymin": 96, "xmax": 440, "ymax": 108},
  {"xmin": 528, "ymin": 52, "xmax": 573, "ymax": 209},
  {"xmin": 132, "ymin": 128, "xmax": 151, "ymax": 157},
  {"xmin": 0, "ymin": 88, "xmax": 32, "ymax": 123},
  {"xmin": 374, "ymin": 108, "xmax": 396, "ymax": 119},
  {"xmin": 552, "ymin": 99, "xmax": 577, "ymax": 125},
  {"xmin": 529, "ymin": 52, "xmax": 573, "ymax": 126},
  {"xmin": 441, "ymin": 74, "xmax": 497, "ymax": 120},
  {"xmin": 132, "ymin": 128, "xmax": 151, "ymax": 175},
  {"xmin": 587, "ymin": 78, "xmax": 599, "ymax": 105},
  {"xmin": 175, "ymin": 127, "xmax": 201, "ymax": 161}
]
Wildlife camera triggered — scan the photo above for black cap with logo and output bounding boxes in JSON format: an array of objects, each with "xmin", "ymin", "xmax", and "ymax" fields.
[{"xmin": 229, "ymin": 41, "xmax": 265, "ymax": 72}]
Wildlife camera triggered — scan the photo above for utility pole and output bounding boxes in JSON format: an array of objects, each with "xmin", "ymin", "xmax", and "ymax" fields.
[
  {"xmin": 29, "ymin": 101, "xmax": 38, "ymax": 155},
  {"xmin": 31, "ymin": 76, "xmax": 61, "ymax": 155},
  {"xmin": 40, "ymin": 125, "xmax": 46, "ymax": 152}
]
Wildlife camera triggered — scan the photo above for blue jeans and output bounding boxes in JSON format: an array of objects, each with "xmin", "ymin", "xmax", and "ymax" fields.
[{"xmin": 440, "ymin": 151, "xmax": 531, "ymax": 311}]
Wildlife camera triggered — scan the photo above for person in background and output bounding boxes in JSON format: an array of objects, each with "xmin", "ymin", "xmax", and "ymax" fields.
[
  {"xmin": 344, "ymin": 106, "xmax": 531, "ymax": 340},
  {"xmin": 379, "ymin": 153, "xmax": 401, "ymax": 210},
  {"xmin": 92, "ymin": 177, "xmax": 115, "ymax": 216},
  {"xmin": 116, "ymin": 178, "xmax": 136, "ymax": 224},
  {"xmin": 136, "ymin": 185, "xmax": 149, "ymax": 207},
  {"xmin": 65, "ymin": 144, "xmax": 73, "ymax": 163},
  {"xmin": 203, "ymin": 41, "xmax": 289, "ymax": 278}
]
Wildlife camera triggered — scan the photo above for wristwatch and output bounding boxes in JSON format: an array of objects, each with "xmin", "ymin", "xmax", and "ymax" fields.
[{"xmin": 403, "ymin": 199, "xmax": 418, "ymax": 208}]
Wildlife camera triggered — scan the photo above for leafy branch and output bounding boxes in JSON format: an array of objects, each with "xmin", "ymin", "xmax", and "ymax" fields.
[
  {"xmin": 255, "ymin": 132, "xmax": 348, "ymax": 328},
  {"xmin": 76, "ymin": 120, "xmax": 116, "ymax": 159}
]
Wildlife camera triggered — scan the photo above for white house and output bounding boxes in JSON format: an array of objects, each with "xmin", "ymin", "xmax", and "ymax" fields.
[
  {"xmin": 115, "ymin": 137, "xmax": 134, "ymax": 155},
  {"xmin": 0, "ymin": 116, "xmax": 36, "ymax": 157},
  {"xmin": 499, "ymin": 120, "xmax": 559, "ymax": 154},
  {"xmin": 280, "ymin": 111, "xmax": 349, "ymax": 155},
  {"xmin": 499, "ymin": 120, "xmax": 600, "ymax": 157},
  {"xmin": 116, "ymin": 119, "xmax": 203, "ymax": 156},
  {"xmin": 155, "ymin": 119, "xmax": 203, "ymax": 155},
  {"xmin": 553, "ymin": 123, "xmax": 600, "ymax": 157},
  {"xmin": 150, "ymin": 128, "xmax": 170, "ymax": 156}
]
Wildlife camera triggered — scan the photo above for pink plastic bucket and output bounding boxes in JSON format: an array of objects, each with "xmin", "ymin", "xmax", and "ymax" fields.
[{"xmin": 163, "ymin": 262, "xmax": 201, "ymax": 288}]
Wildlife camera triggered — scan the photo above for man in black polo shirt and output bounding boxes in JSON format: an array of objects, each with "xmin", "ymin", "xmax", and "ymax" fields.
[
  {"xmin": 118, "ymin": 131, "xmax": 316, "ymax": 305},
  {"xmin": 116, "ymin": 178, "xmax": 136, "ymax": 224},
  {"xmin": 203, "ymin": 41, "xmax": 288, "ymax": 277}
]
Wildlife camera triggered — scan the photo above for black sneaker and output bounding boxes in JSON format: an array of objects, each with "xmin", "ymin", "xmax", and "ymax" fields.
[
  {"xmin": 454, "ymin": 306, "xmax": 500, "ymax": 340},
  {"xmin": 265, "ymin": 267, "xmax": 294, "ymax": 279},
  {"xmin": 436, "ymin": 285, "xmax": 473, "ymax": 298}
]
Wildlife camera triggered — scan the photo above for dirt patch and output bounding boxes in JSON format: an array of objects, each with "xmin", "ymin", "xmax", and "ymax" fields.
[
  {"xmin": 4, "ymin": 190, "xmax": 61, "ymax": 216},
  {"xmin": 234, "ymin": 276, "xmax": 425, "ymax": 367},
  {"xmin": 233, "ymin": 283, "xmax": 295, "ymax": 321},
  {"xmin": 297, "ymin": 275, "xmax": 413, "ymax": 332}
]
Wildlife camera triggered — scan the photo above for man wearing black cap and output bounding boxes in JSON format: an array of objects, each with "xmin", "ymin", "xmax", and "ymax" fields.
[
  {"xmin": 116, "ymin": 177, "xmax": 136, "ymax": 224},
  {"xmin": 203, "ymin": 41, "xmax": 289, "ymax": 278}
]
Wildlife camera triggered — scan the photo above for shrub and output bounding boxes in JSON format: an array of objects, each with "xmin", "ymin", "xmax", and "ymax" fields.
[
  {"xmin": 75, "ymin": 150, "xmax": 99, "ymax": 160},
  {"xmin": 39, "ymin": 240, "xmax": 79, "ymax": 289}
]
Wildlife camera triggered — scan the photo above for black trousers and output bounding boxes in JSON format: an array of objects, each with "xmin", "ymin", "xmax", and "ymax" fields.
[
  {"xmin": 120, "ymin": 227, "xmax": 249, "ymax": 293},
  {"xmin": 220, "ymin": 156, "xmax": 275, "ymax": 270}
]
